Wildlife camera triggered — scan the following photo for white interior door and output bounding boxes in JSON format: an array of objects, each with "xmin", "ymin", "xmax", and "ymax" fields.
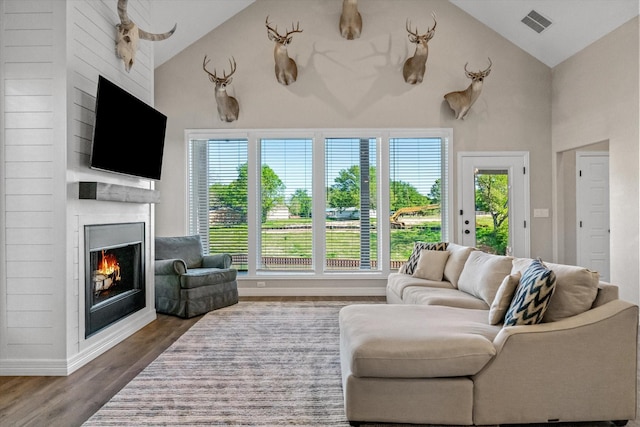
[
  {"xmin": 576, "ymin": 152, "xmax": 610, "ymax": 281},
  {"xmin": 458, "ymin": 152, "xmax": 530, "ymax": 257}
]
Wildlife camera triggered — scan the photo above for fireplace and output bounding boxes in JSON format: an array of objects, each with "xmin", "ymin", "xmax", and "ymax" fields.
[{"xmin": 85, "ymin": 222, "xmax": 146, "ymax": 337}]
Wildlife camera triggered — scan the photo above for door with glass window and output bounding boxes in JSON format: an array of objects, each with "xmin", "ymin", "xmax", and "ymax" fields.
[{"xmin": 459, "ymin": 153, "xmax": 529, "ymax": 257}]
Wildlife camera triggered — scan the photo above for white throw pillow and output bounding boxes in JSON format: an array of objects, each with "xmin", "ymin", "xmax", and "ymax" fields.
[
  {"xmin": 458, "ymin": 251, "xmax": 514, "ymax": 306},
  {"xmin": 443, "ymin": 243, "xmax": 475, "ymax": 288},
  {"xmin": 488, "ymin": 272, "xmax": 521, "ymax": 325},
  {"xmin": 412, "ymin": 249, "xmax": 451, "ymax": 281}
]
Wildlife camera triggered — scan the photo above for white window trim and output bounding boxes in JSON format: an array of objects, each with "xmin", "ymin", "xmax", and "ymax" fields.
[{"xmin": 185, "ymin": 128, "xmax": 453, "ymax": 281}]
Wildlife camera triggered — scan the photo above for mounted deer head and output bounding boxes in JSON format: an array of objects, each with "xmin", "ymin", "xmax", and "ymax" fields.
[
  {"xmin": 444, "ymin": 58, "xmax": 492, "ymax": 120},
  {"xmin": 115, "ymin": 0, "xmax": 176, "ymax": 72},
  {"xmin": 265, "ymin": 16, "xmax": 303, "ymax": 86},
  {"xmin": 203, "ymin": 56, "xmax": 239, "ymax": 123},
  {"xmin": 402, "ymin": 12, "xmax": 437, "ymax": 85},
  {"xmin": 340, "ymin": 0, "xmax": 362, "ymax": 40}
]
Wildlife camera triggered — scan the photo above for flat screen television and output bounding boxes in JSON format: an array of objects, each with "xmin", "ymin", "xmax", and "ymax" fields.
[{"xmin": 90, "ymin": 75, "xmax": 167, "ymax": 180}]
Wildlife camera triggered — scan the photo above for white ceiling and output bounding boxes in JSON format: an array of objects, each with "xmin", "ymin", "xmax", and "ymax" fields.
[{"xmin": 150, "ymin": 0, "xmax": 639, "ymax": 69}]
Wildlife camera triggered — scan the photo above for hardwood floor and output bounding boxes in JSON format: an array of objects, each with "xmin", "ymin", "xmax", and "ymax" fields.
[{"xmin": 0, "ymin": 297, "xmax": 382, "ymax": 427}]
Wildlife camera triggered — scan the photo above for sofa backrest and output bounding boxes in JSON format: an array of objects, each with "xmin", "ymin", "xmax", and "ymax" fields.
[
  {"xmin": 155, "ymin": 235, "xmax": 204, "ymax": 268},
  {"xmin": 511, "ymin": 258, "xmax": 600, "ymax": 322},
  {"xmin": 592, "ymin": 282, "xmax": 619, "ymax": 308}
]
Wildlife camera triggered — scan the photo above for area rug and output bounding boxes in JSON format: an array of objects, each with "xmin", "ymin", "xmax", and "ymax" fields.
[
  {"xmin": 84, "ymin": 301, "xmax": 353, "ymax": 426},
  {"xmin": 84, "ymin": 301, "xmax": 637, "ymax": 427}
]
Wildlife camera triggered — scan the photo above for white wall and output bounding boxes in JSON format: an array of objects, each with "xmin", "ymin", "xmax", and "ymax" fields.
[
  {"xmin": 1, "ymin": 0, "xmax": 158, "ymax": 375},
  {"xmin": 552, "ymin": 17, "xmax": 639, "ymax": 304},
  {"xmin": 154, "ymin": 0, "xmax": 553, "ymax": 291}
]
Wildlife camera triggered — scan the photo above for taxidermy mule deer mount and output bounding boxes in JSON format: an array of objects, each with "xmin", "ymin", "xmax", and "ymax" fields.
[
  {"xmin": 444, "ymin": 58, "xmax": 492, "ymax": 120},
  {"xmin": 265, "ymin": 16, "xmax": 303, "ymax": 85},
  {"xmin": 402, "ymin": 12, "xmax": 437, "ymax": 85},
  {"xmin": 202, "ymin": 56, "xmax": 240, "ymax": 123},
  {"xmin": 115, "ymin": 0, "xmax": 176, "ymax": 72},
  {"xmin": 340, "ymin": 0, "xmax": 362, "ymax": 40}
]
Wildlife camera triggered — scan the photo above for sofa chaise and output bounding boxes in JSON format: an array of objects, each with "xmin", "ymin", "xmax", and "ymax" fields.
[{"xmin": 340, "ymin": 242, "xmax": 638, "ymax": 426}]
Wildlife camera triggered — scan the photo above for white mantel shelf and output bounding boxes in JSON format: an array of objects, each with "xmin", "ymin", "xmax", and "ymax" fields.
[{"xmin": 78, "ymin": 181, "xmax": 160, "ymax": 204}]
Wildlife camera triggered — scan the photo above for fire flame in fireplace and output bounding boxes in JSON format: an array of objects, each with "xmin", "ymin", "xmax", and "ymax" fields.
[
  {"xmin": 93, "ymin": 250, "xmax": 121, "ymax": 294},
  {"xmin": 98, "ymin": 251, "xmax": 121, "ymax": 278}
]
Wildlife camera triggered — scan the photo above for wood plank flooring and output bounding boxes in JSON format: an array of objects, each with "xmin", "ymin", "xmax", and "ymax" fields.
[{"xmin": 0, "ymin": 297, "xmax": 382, "ymax": 427}]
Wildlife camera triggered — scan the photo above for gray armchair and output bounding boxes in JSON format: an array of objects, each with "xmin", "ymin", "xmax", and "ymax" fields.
[{"xmin": 154, "ymin": 235, "xmax": 238, "ymax": 318}]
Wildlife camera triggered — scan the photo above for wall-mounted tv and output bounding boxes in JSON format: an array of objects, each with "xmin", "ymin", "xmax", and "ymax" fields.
[{"xmin": 90, "ymin": 75, "xmax": 167, "ymax": 180}]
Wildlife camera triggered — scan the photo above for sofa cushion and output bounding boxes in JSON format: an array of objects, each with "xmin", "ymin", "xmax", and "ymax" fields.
[
  {"xmin": 387, "ymin": 273, "xmax": 454, "ymax": 303},
  {"xmin": 443, "ymin": 243, "xmax": 475, "ymax": 288},
  {"xmin": 488, "ymin": 272, "xmax": 521, "ymax": 325},
  {"xmin": 458, "ymin": 251, "xmax": 514, "ymax": 306},
  {"xmin": 339, "ymin": 304, "xmax": 500, "ymax": 379},
  {"xmin": 402, "ymin": 286, "xmax": 490, "ymax": 309},
  {"xmin": 512, "ymin": 258, "xmax": 599, "ymax": 322},
  {"xmin": 401, "ymin": 242, "xmax": 448, "ymax": 275},
  {"xmin": 504, "ymin": 259, "xmax": 556, "ymax": 326},
  {"xmin": 413, "ymin": 249, "xmax": 450, "ymax": 281}
]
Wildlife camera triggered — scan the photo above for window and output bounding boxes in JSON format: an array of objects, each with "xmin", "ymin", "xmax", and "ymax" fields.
[
  {"xmin": 188, "ymin": 129, "xmax": 451, "ymax": 277},
  {"xmin": 389, "ymin": 137, "xmax": 449, "ymax": 267},
  {"xmin": 189, "ymin": 138, "xmax": 249, "ymax": 270},
  {"xmin": 325, "ymin": 138, "xmax": 377, "ymax": 270},
  {"xmin": 259, "ymin": 138, "xmax": 313, "ymax": 271}
]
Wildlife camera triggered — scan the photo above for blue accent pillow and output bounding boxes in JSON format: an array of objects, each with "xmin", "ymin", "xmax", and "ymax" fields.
[{"xmin": 504, "ymin": 259, "xmax": 556, "ymax": 326}]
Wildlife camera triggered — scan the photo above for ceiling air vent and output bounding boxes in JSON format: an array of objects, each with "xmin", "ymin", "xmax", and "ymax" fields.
[{"xmin": 521, "ymin": 10, "xmax": 552, "ymax": 33}]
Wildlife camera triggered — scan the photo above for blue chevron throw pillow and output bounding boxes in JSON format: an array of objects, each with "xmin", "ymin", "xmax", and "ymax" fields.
[{"xmin": 504, "ymin": 259, "xmax": 556, "ymax": 326}]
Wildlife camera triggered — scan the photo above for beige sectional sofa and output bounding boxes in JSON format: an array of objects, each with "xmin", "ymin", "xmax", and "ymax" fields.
[{"xmin": 339, "ymin": 243, "xmax": 638, "ymax": 426}]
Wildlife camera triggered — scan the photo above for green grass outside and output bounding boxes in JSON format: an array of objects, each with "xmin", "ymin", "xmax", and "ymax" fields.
[{"xmin": 209, "ymin": 215, "xmax": 507, "ymax": 266}]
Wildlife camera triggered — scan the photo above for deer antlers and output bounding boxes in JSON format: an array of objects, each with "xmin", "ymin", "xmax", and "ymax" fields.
[
  {"xmin": 406, "ymin": 12, "xmax": 437, "ymax": 44},
  {"xmin": 465, "ymin": 58, "xmax": 492, "ymax": 80},
  {"xmin": 202, "ymin": 55, "xmax": 237, "ymax": 84},
  {"xmin": 265, "ymin": 16, "xmax": 303, "ymax": 45}
]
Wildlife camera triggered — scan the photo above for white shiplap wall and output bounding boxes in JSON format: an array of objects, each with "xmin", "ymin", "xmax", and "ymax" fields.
[
  {"xmin": 1, "ymin": 0, "xmax": 157, "ymax": 375},
  {"xmin": 2, "ymin": 0, "xmax": 64, "ymax": 365}
]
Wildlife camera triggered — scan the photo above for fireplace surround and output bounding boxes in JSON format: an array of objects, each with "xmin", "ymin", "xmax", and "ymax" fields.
[{"xmin": 84, "ymin": 222, "xmax": 146, "ymax": 337}]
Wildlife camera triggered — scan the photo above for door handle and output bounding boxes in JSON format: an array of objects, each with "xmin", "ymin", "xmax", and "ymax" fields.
[{"xmin": 464, "ymin": 230, "xmax": 470, "ymax": 234}]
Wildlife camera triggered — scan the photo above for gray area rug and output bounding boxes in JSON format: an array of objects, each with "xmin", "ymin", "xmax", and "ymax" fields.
[
  {"xmin": 84, "ymin": 301, "xmax": 350, "ymax": 426},
  {"xmin": 84, "ymin": 301, "xmax": 637, "ymax": 427}
]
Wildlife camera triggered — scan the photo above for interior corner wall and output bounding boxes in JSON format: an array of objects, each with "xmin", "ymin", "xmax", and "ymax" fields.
[
  {"xmin": 154, "ymin": 0, "xmax": 553, "ymax": 262},
  {"xmin": 552, "ymin": 16, "xmax": 640, "ymax": 305}
]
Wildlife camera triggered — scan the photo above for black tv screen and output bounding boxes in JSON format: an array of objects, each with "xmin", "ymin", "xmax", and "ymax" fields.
[{"xmin": 90, "ymin": 76, "xmax": 167, "ymax": 180}]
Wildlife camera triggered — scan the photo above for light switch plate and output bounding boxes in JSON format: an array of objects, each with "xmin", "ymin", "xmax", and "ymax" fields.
[{"xmin": 533, "ymin": 208, "xmax": 549, "ymax": 218}]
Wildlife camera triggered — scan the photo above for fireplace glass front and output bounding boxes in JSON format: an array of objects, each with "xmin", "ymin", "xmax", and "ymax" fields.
[{"xmin": 85, "ymin": 222, "xmax": 145, "ymax": 337}]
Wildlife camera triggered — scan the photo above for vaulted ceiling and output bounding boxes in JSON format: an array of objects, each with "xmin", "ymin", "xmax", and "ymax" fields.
[{"xmin": 151, "ymin": 0, "xmax": 639, "ymax": 69}]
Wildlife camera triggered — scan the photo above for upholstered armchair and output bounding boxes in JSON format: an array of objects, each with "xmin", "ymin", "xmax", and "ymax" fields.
[{"xmin": 154, "ymin": 235, "xmax": 238, "ymax": 318}]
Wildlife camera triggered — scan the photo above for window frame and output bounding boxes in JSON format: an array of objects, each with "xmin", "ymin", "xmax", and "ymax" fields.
[{"xmin": 185, "ymin": 128, "xmax": 453, "ymax": 280}]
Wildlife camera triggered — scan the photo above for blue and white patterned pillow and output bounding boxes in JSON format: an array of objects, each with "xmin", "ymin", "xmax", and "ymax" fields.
[
  {"xmin": 401, "ymin": 242, "xmax": 448, "ymax": 275},
  {"xmin": 504, "ymin": 259, "xmax": 556, "ymax": 326}
]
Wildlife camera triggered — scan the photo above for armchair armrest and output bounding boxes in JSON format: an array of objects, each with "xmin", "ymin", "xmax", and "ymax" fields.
[
  {"xmin": 155, "ymin": 258, "xmax": 187, "ymax": 275},
  {"xmin": 202, "ymin": 253, "xmax": 232, "ymax": 269}
]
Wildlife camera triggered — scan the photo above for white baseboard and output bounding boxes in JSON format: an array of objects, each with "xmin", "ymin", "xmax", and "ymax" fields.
[{"xmin": 0, "ymin": 310, "xmax": 156, "ymax": 376}]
